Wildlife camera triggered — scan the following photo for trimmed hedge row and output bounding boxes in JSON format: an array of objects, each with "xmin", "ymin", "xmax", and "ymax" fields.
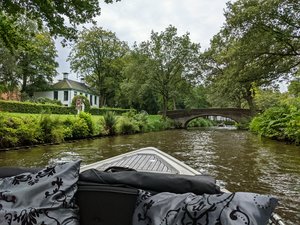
[
  {"xmin": 90, "ymin": 107, "xmax": 135, "ymax": 115},
  {"xmin": 0, "ymin": 100, "xmax": 133, "ymax": 115},
  {"xmin": 0, "ymin": 100, "xmax": 76, "ymax": 114}
]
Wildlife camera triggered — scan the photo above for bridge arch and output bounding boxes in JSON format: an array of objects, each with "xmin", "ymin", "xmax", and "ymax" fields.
[
  {"xmin": 166, "ymin": 108, "xmax": 254, "ymax": 128},
  {"xmin": 184, "ymin": 114, "xmax": 237, "ymax": 128}
]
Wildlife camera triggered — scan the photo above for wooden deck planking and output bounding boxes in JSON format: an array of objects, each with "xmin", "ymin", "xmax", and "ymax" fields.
[{"xmin": 95, "ymin": 153, "xmax": 178, "ymax": 173}]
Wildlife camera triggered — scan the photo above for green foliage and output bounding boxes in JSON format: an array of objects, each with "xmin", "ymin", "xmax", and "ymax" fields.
[
  {"xmin": 288, "ymin": 78, "xmax": 300, "ymax": 97},
  {"xmin": 103, "ymin": 111, "xmax": 117, "ymax": 135},
  {"xmin": 120, "ymin": 111, "xmax": 150, "ymax": 133},
  {"xmin": 1, "ymin": 0, "xmax": 120, "ymax": 49},
  {"xmin": 135, "ymin": 25, "xmax": 202, "ymax": 116},
  {"xmin": 39, "ymin": 114, "xmax": 64, "ymax": 143},
  {"xmin": 250, "ymin": 97, "xmax": 300, "ymax": 144},
  {"xmin": 147, "ymin": 116, "xmax": 173, "ymax": 131},
  {"xmin": 235, "ymin": 118, "xmax": 251, "ymax": 130},
  {"xmin": 89, "ymin": 107, "xmax": 133, "ymax": 115},
  {"xmin": 188, "ymin": 118, "xmax": 214, "ymax": 128},
  {"xmin": 69, "ymin": 26, "xmax": 129, "ymax": 107},
  {"xmin": 29, "ymin": 97, "xmax": 62, "ymax": 105},
  {"xmin": 71, "ymin": 95, "xmax": 91, "ymax": 112},
  {"xmin": 253, "ymin": 88, "xmax": 283, "ymax": 111},
  {"xmin": 0, "ymin": 17, "xmax": 58, "ymax": 96},
  {"xmin": 0, "ymin": 100, "xmax": 76, "ymax": 114},
  {"xmin": 0, "ymin": 111, "xmax": 169, "ymax": 149},
  {"xmin": 115, "ymin": 117, "xmax": 140, "ymax": 135},
  {"xmin": 0, "ymin": 115, "xmax": 40, "ymax": 148},
  {"xmin": 78, "ymin": 112, "xmax": 94, "ymax": 136},
  {"xmin": 201, "ymin": 0, "xmax": 300, "ymax": 110},
  {"xmin": 71, "ymin": 117, "xmax": 90, "ymax": 139}
]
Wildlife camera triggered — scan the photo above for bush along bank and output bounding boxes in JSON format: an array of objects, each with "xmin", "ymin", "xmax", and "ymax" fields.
[
  {"xmin": 249, "ymin": 97, "xmax": 300, "ymax": 145},
  {"xmin": 0, "ymin": 112, "xmax": 172, "ymax": 149}
]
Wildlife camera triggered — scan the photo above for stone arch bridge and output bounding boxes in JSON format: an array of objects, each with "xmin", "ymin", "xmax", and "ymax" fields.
[{"xmin": 166, "ymin": 108, "xmax": 254, "ymax": 128}]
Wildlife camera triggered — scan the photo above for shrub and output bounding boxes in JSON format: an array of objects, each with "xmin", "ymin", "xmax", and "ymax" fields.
[
  {"xmin": 115, "ymin": 117, "xmax": 140, "ymax": 135},
  {"xmin": 0, "ymin": 115, "xmax": 19, "ymax": 148},
  {"xmin": 0, "ymin": 115, "xmax": 40, "ymax": 148},
  {"xmin": 16, "ymin": 117, "xmax": 41, "ymax": 145},
  {"xmin": 29, "ymin": 97, "xmax": 62, "ymax": 106},
  {"xmin": 0, "ymin": 100, "xmax": 75, "ymax": 114},
  {"xmin": 78, "ymin": 112, "xmax": 94, "ymax": 136},
  {"xmin": 147, "ymin": 116, "xmax": 173, "ymax": 131},
  {"xmin": 72, "ymin": 117, "xmax": 90, "ymax": 138},
  {"xmin": 103, "ymin": 111, "xmax": 117, "ymax": 135},
  {"xmin": 250, "ymin": 98, "xmax": 300, "ymax": 144},
  {"xmin": 122, "ymin": 111, "xmax": 150, "ymax": 132},
  {"xmin": 90, "ymin": 107, "xmax": 134, "ymax": 115},
  {"xmin": 39, "ymin": 114, "xmax": 63, "ymax": 143}
]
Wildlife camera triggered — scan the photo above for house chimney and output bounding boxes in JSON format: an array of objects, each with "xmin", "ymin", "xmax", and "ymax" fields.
[
  {"xmin": 80, "ymin": 77, "xmax": 85, "ymax": 83},
  {"xmin": 63, "ymin": 72, "xmax": 69, "ymax": 80}
]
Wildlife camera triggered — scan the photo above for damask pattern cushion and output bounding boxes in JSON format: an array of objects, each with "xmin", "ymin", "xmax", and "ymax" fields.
[
  {"xmin": 133, "ymin": 190, "xmax": 278, "ymax": 225},
  {"xmin": 0, "ymin": 160, "xmax": 81, "ymax": 225}
]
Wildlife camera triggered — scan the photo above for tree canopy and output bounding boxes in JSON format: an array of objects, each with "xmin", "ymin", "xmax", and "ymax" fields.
[
  {"xmin": 0, "ymin": 0, "xmax": 120, "ymax": 49},
  {"xmin": 0, "ymin": 17, "xmax": 58, "ymax": 98},
  {"xmin": 135, "ymin": 25, "xmax": 202, "ymax": 116},
  {"xmin": 201, "ymin": 0, "xmax": 300, "ymax": 111},
  {"xmin": 69, "ymin": 26, "xmax": 129, "ymax": 107}
]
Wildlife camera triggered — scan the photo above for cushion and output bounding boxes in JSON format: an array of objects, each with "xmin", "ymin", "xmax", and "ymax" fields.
[
  {"xmin": 79, "ymin": 169, "xmax": 220, "ymax": 194},
  {"xmin": 0, "ymin": 160, "xmax": 81, "ymax": 225},
  {"xmin": 132, "ymin": 190, "xmax": 278, "ymax": 225}
]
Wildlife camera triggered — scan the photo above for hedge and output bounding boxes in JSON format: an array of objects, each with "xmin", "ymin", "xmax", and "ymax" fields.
[
  {"xmin": 0, "ymin": 100, "xmax": 76, "ymax": 114},
  {"xmin": 89, "ymin": 107, "xmax": 135, "ymax": 115},
  {"xmin": 0, "ymin": 100, "xmax": 136, "ymax": 115}
]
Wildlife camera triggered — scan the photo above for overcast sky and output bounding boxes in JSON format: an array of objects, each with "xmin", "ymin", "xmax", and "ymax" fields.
[{"xmin": 56, "ymin": 0, "xmax": 230, "ymax": 80}]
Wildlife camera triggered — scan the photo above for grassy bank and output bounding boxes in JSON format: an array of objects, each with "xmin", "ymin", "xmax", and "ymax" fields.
[{"xmin": 0, "ymin": 112, "xmax": 172, "ymax": 149}]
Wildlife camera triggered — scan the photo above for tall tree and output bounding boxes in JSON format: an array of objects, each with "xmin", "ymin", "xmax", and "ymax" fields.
[
  {"xmin": 136, "ymin": 25, "xmax": 201, "ymax": 116},
  {"xmin": 202, "ymin": 0, "xmax": 300, "ymax": 111},
  {"xmin": 0, "ymin": 0, "xmax": 121, "ymax": 49},
  {"xmin": 69, "ymin": 26, "xmax": 129, "ymax": 107},
  {"xmin": 0, "ymin": 40, "xmax": 19, "ymax": 96},
  {"xmin": 116, "ymin": 52, "xmax": 160, "ymax": 113},
  {"xmin": 0, "ymin": 18, "xmax": 58, "ymax": 97}
]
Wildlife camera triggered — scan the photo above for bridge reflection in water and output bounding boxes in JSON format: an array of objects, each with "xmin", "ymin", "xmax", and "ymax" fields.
[{"xmin": 166, "ymin": 108, "xmax": 255, "ymax": 128}]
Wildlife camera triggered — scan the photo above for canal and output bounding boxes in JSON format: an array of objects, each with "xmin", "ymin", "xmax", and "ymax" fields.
[{"xmin": 0, "ymin": 128, "xmax": 299, "ymax": 224}]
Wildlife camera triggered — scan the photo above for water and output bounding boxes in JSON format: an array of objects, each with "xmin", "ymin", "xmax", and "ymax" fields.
[{"xmin": 0, "ymin": 128, "xmax": 299, "ymax": 224}]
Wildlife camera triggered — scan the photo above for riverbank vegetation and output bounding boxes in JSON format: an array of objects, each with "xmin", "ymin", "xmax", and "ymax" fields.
[
  {"xmin": 0, "ymin": 112, "xmax": 171, "ymax": 149},
  {"xmin": 250, "ymin": 97, "xmax": 300, "ymax": 144},
  {"xmin": 1, "ymin": 0, "xmax": 299, "ymax": 145}
]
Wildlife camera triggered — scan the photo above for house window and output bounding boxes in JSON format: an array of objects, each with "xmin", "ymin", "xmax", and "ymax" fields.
[
  {"xmin": 94, "ymin": 96, "xmax": 97, "ymax": 105},
  {"xmin": 64, "ymin": 91, "xmax": 68, "ymax": 101},
  {"xmin": 74, "ymin": 91, "xmax": 77, "ymax": 96},
  {"xmin": 90, "ymin": 95, "xmax": 93, "ymax": 105},
  {"xmin": 54, "ymin": 91, "xmax": 58, "ymax": 100}
]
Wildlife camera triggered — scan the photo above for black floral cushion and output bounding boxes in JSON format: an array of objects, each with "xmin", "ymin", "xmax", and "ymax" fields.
[
  {"xmin": 0, "ymin": 160, "xmax": 81, "ymax": 225},
  {"xmin": 133, "ymin": 190, "xmax": 278, "ymax": 225}
]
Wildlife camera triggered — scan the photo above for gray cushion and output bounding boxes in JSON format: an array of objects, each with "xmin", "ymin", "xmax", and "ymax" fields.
[
  {"xmin": 0, "ymin": 160, "xmax": 81, "ymax": 225},
  {"xmin": 133, "ymin": 190, "xmax": 278, "ymax": 225}
]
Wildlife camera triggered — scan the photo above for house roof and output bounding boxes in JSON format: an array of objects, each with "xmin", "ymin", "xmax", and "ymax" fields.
[{"xmin": 52, "ymin": 79, "xmax": 98, "ymax": 95}]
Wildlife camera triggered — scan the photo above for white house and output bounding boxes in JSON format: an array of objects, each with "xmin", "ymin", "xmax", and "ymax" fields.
[{"xmin": 34, "ymin": 73, "xmax": 100, "ymax": 107}]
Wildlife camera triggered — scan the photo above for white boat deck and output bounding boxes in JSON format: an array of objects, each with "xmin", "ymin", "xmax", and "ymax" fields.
[{"xmin": 80, "ymin": 147, "xmax": 199, "ymax": 175}]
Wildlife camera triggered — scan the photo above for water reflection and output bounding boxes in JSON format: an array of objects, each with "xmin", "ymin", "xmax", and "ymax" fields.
[{"xmin": 0, "ymin": 129, "xmax": 299, "ymax": 224}]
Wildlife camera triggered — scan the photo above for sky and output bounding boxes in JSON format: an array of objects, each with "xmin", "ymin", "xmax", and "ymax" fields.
[{"xmin": 55, "ymin": 0, "xmax": 230, "ymax": 80}]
